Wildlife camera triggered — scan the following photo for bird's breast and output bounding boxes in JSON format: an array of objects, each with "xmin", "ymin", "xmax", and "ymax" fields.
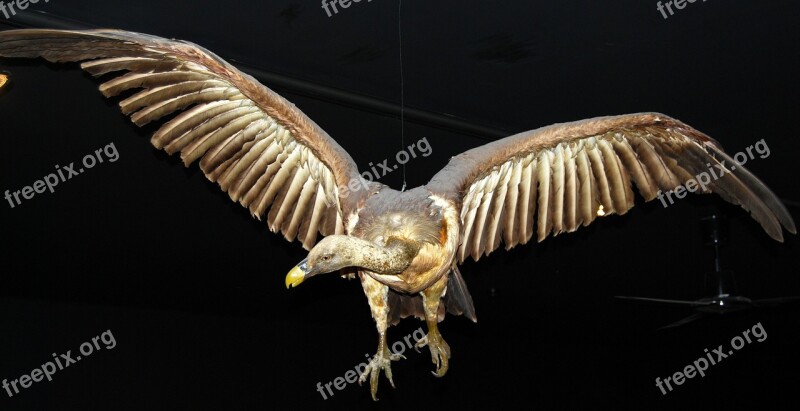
[{"xmin": 363, "ymin": 194, "xmax": 461, "ymax": 294}]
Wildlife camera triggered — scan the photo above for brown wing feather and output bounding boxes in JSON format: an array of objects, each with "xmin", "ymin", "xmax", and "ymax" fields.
[
  {"xmin": 0, "ymin": 29, "xmax": 374, "ymax": 249},
  {"xmin": 426, "ymin": 113, "xmax": 796, "ymax": 263}
]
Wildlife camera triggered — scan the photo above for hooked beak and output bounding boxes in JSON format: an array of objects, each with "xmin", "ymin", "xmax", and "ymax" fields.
[{"xmin": 285, "ymin": 258, "xmax": 309, "ymax": 289}]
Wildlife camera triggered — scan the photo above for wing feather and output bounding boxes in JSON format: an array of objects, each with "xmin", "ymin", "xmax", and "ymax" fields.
[
  {"xmin": 485, "ymin": 162, "xmax": 511, "ymax": 255},
  {"xmin": 537, "ymin": 150, "xmax": 553, "ymax": 242},
  {"xmin": 563, "ymin": 144, "xmax": 578, "ymax": 232},
  {"xmin": 502, "ymin": 160, "xmax": 523, "ymax": 247},
  {"xmin": 426, "ymin": 113, "xmax": 795, "ymax": 263},
  {"xmin": 521, "ymin": 156, "xmax": 538, "ymax": 244},
  {"xmin": 549, "ymin": 146, "xmax": 565, "ymax": 236},
  {"xmin": 597, "ymin": 138, "xmax": 633, "ymax": 214},
  {"xmin": 585, "ymin": 138, "xmax": 614, "ymax": 213},
  {"xmin": 0, "ymin": 29, "xmax": 376, "ymax": 249},
  {"xmin": 575, "ymin": 145, "xmax": 596, "ymax": 227}
]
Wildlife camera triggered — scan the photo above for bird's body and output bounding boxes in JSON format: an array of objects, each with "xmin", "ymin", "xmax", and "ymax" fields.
[
  {"xmin": 352, "ymin": 188, "xmax": 458, "ymax": 294},
  {"xmin": 292, "ymin": 187, "xmax": 466, "ymax": 392},
  {"xmin": 0, "ymin": 28, "xmax": 794, "ymax": 401}
]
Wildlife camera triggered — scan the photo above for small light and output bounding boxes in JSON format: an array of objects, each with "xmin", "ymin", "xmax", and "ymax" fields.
[
  {"xmin": 0, "ymin": 74, "xmax": 7, "ymax": 89},
  {"xmin": 719, "ymin": 301, "xmax": 724, "ymax": 306},
  {"xmin": 597, "ymin": 205, "xmax": 606, "ymax": 216}
]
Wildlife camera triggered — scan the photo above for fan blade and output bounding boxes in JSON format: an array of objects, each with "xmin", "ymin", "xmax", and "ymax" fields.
[
  {"xmin": 659, "ymin": 313, "xmax": 706, "ymax": 330},
  {"xmin": 615, "ymin": 296, "xmax": 714, "ymax": 307}
]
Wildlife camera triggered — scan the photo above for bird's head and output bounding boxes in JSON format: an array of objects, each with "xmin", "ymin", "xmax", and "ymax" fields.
[{"xmin": 285, "ymin": 235, "xmax": 359, "ymax": 288}]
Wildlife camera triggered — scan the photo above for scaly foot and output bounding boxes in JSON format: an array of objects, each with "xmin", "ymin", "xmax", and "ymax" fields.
[
  {"xmin": 358, "ymin": 345, "xmax": 405, "ymax": 401},
  {"xmin": 415, "ymin": 330, "xmax": 451, "ymax": 377}
]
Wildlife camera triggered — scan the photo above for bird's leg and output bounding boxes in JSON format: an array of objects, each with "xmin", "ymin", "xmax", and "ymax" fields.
[
  {"xmin": 415, "ymin": 274, "xmax": 451, "ymax": 377},
  {"xmin": 358, "ymin": 274, "xmax": 404, "ymax": 401}
]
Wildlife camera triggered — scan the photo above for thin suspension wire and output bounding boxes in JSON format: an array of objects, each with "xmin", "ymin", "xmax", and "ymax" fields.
[{"xmin": 398, "ymin": 0, "xmax": 407, "ymax": 192}]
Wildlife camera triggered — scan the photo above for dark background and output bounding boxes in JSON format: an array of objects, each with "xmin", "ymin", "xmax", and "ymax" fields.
[{"xmin": 1, "ymin": 0, "xmax": 798, "ymax": 409}]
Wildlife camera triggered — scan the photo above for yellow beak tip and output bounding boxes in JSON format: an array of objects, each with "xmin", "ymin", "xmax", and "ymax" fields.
[{"xmin": 285, "ymin": 266, "xmax": 306, "ymax": 289}]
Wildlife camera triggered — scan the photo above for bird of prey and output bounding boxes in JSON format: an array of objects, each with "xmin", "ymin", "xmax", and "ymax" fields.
[{"xmin": 0, "ymin": 29, "xmax": 794, "ymax": 400}]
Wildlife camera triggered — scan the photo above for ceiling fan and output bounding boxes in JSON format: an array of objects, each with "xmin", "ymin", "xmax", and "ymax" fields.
[{"xmin": 617, "ymin": 213, "xmax": 800, "ymax": 329}]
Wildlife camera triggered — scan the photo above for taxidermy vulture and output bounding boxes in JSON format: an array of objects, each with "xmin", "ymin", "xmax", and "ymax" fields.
[{"xmin": 0, "ymin": 29, "xmax": 794, "ymax": 400}]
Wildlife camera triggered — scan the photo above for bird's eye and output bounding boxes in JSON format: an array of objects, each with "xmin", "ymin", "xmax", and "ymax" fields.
[{"xmin": 322, "ymin": 255, "xmax": 332, "ymax": 262}]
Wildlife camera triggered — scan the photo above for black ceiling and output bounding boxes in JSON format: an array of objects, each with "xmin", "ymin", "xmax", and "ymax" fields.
[
  {"xmin": 1, "ymin": 1, "xmax": 799, "ymax": 410},
  {"xmin": 7, "ymin": 1, "xmax": 800, "ymax": 134}
]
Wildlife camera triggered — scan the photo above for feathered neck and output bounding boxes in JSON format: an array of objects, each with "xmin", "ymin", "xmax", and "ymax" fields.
[{"xmin": 342, "ymin": 236, "xmax": 420, "ymax": 274}]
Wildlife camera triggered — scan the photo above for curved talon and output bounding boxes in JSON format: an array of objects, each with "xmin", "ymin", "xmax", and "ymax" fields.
[
  {"xmin": 358, "ymin": 349, "xmax": 404, "ymax": 401},
  {"xmin": 414, "ymin": 334, "xmax": 429, "ymax": 353},
  {"xmin": 422, "ymin": 331, "xmax": 451, "ymax": 377},
  {"xmin": 432, "ymin": 362, "xmax": 449, "ymax": 378}
]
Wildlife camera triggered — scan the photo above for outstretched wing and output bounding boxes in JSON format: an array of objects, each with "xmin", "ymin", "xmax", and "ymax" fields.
[
  {"xmin": 0, "ymin": 29, "xmax": 374, "ymax": 250},
  {"xmin": 426, "ymin": 113, "xmax": 795, "ymax": 263}
]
